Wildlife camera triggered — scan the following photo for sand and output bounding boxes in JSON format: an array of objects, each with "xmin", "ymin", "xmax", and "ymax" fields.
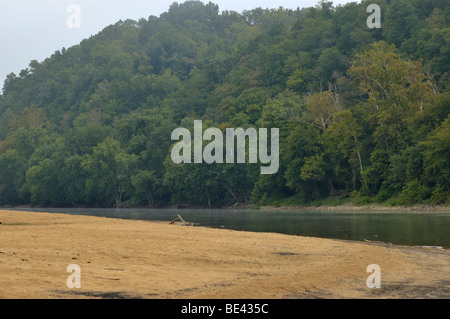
[{"xmin": 0, "ymin": 209, "xmax": 449, "ymax": 299}]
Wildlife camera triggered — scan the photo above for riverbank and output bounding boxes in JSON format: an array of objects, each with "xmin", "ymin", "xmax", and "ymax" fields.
[
  {"xmin": 1, "ymin": 209, "xmax": 449, "ymax": 299},
  {"xmin": 3, "ymin": 202, "xmax": 450, "ymax": 212},
  {"xmin": 258, "ymin": 203, "xmax": 450, "ymax": 212}
]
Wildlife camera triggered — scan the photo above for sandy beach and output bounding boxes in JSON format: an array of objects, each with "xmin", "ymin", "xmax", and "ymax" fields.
[{"xmin": 0, "ymin": 209, "xmax": 449, "ymax": 299}]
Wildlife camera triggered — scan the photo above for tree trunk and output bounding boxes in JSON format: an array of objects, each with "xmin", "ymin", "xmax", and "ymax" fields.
[
  {"xmin": 205, "ymin": 187, "xmax": 211, "ymax": 208},
  {"xmin": 222, "ymin": 183, "xmax": 239, "ymax": 204},
  {"xmin": 147, "ymin": 191, "xmax": 154, "ymax": 207},
  {"xmin": 114, "ymin": 193, "xmax": 122, "ymax": 208},
  {"xmin": 351, "ymin": 162, "xmax": 357, "ymax": 190},
  {"xmin": 114, "ymin": 185, "xmax": 122, "ymax": 208},
  {"xmin": 313, "ymin": 181, "xmax": 319, "ymax": 199},
  {"xmin": 328, "ymin": 178, "xmax": 339, "ymax": 196},
  {"xmin": 354, "ymin": 135, "xmax": 369, "ymax": 193}
]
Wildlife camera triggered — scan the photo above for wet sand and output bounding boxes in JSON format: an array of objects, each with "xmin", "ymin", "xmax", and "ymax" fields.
[{"xmin": 0, "ymin": 209, "xmax": 449, "ymax": 299}]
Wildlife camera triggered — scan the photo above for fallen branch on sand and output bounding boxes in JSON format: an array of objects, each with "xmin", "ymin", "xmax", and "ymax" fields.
[
  {"xmin": 415, "ymin": 246, "xmax": 444, "ymax": 251},
  {"xmin": 364, "ymin": 239, "xmax": 392, "ymax": 245},
  {"xmin": 170, "ymin": 214, "xmax": 195, "ymax": 226}
]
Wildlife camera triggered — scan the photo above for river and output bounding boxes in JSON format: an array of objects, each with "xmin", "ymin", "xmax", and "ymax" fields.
[{"xmin": 14, "ymin": 207, "xmax": 450, "ymax": 248}]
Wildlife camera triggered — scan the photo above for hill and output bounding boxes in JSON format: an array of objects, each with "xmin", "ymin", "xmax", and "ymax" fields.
[{"xmin": 0, "ymin": 0, "xmax": 449, "ymax": 208}]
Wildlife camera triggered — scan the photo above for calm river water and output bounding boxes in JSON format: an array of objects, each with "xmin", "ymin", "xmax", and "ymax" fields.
[{"xmin": 16, "ymin": 208, "xmax": 450, "ymax": 248}]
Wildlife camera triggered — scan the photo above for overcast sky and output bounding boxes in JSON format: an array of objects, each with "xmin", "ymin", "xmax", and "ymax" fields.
[{"xmin": 0, "ymin": 0, "xmax": 359, "ymax": 89}]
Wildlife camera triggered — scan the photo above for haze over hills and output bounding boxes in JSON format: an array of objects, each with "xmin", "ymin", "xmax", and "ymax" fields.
[
  {"xmin": 0, "ymin": 0, "xmax": 449, "ymax": 208},
  {"xmin": 0, "ymin": 0, "xmax": 357, "ymax": 88}
]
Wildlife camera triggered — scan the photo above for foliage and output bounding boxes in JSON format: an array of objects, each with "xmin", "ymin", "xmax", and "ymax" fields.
[{"xmin": 0, "ymin": 0, "xmax": 449, "ymax": 207}]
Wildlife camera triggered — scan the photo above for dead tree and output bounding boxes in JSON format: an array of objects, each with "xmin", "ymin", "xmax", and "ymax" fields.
[{"xmin": 170, "ymin": 214, "xmax": 194, "ymax": 226}]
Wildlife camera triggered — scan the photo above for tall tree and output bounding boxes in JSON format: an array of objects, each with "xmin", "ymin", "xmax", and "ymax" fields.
[{"xmin": 82, "ymin": 137, "xmax": 138, "ymax": 207}]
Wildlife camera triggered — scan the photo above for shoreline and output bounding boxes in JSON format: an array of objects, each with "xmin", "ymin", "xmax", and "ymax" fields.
[
  {"xmin": 258, "ymin": 204, "xmax": 450, "ymax": 212},
  {"xmin": 1, "ymin": 209, "xmax": 449, "ymax": 299},
  {"xmin": 3, "ymin": 203, "xmax": 450, "ymax": 212},
  {"xmin": 3, "ymin": 206, "xmax": 449, "ymax": 249}
]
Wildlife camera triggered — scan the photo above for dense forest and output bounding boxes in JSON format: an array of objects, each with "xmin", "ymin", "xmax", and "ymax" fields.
[{"xmin": 0, "ymin": 0, "xmax": 449, "ymax": 208}]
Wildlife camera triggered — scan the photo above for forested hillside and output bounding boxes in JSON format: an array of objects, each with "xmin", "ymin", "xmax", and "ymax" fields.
[{"xmin": 0, "ymin": 0, "xmax": 449, "ymax": 208}]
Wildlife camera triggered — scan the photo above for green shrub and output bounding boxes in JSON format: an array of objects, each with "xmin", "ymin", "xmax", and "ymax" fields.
[
  {"xmin": 376, "ymin": 186, "xmax": 393, "ymax": 202},
  {"xmin": 259, "ymin": 193, "xmax": 269, "ymax": 206},
  {"xmin": 430, "ymin": 184, "xmax": 450, "ymax": 205},
  {"xmin": 398, "ymin": 179, "xmax": 432, "ymax": 205}
]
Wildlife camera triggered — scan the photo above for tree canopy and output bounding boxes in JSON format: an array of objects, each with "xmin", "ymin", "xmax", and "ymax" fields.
[{"xmin": 0, "ymin": 0, "xmax": 449, "ymax": 207}]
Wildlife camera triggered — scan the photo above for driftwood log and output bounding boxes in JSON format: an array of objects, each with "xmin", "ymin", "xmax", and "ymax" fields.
[{"xmin": 170, "ymin": 214, "xmax": 194, "ymax": 226}]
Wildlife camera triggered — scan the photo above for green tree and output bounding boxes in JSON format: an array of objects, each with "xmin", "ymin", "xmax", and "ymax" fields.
[
  {"xmin": 0, "ymin": 149, "xmax": 26, "ymax": 204},
  {"xmin": 82, "ymin": 137, "xmax": 138, "ymax": 207},
  {"xmin": 325, "ymin": 110, "xmax": 369, "ymax": 193},
  {"xmin": 422, "ymin": 115, "xmax": 450, "ymax": 189},
  {"xmin": 347, "ymin": 41, "xmax": 438, "ymax": 152},
  {"xmin": 131, "ymin": 170, "xmax": 159, "ymax": 207},
  {"xmin": 300, "ymin": 154, "xmax": 327, "ymax": 199},
  {"xmin": 26, "ymin": 158, "xmax": 65, "ymax": 206}
]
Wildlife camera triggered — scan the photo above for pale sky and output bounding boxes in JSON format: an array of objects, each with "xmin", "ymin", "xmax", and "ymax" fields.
[{"xmin": 0, "ymin": 0, "xmax": 359, "ymax": 89}]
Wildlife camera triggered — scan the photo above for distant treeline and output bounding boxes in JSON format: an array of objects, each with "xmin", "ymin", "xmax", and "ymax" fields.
[{"xmin": 0, "ymin": 0, "xmax": 449, "ymax": 208}]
